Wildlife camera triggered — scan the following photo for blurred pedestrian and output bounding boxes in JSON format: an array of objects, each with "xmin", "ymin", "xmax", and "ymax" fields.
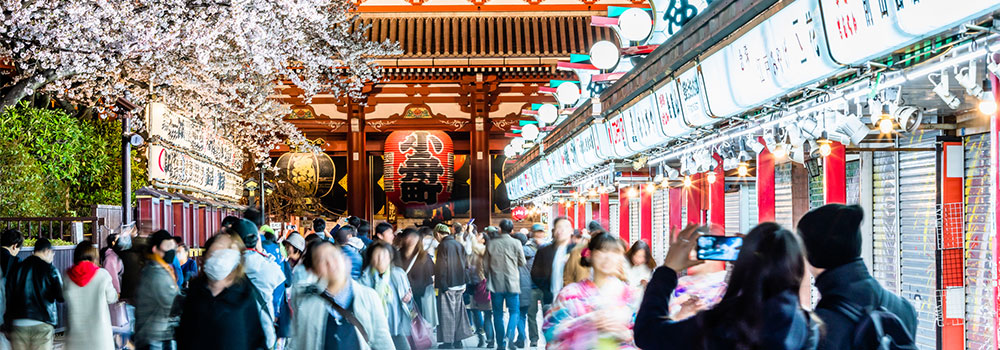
[
  {"xmin": 103, "ymin": 233, "xmax": 130, "ymax": 348},
  {"xmin": 625, "ymin": 240, "xmax": 656, "ymax": 290},
  {"xmin": 531, "ymin": 217, "xmax": 574, "ymax": 318},
  {"xmin": 63, "ymin": 241, "xmax": 117, "ymax": 350},
  {"xmin": 133, "ymin": 230, "xmax": 180, "ymax": 350},
  {"xmin": 334, "ymin": 226, "xmax": 364, "ymax": 280},
  {"xmin": 232, "ymin": 219, "xmax": 284, "ymax": 349},
  {"xmin": 434, "ymin": 224, "xmax": 473, "ymax": 349},
  {"xmin": 520, "ymin": 223, "xmax": 547, "ymax": 348},
  {"xmin": 633, "ymin": 223, "xmax": 819, "ymax": 350},
  {"xmin": 542, "ymin": 232, "xmax": 638, "ymax": 349},
  {"xmin": 176, "ymin": 230, "xmax": 266, "ymax": 350},
  {"xmin": 466, "ymin": 226, "xmax": 494, "ymax": 348},
  {"xmin": 512, "ymin": 232, "xmax": 535, "ymax": 349},
  {"xmin": 397, "ymin": 228, "xmax": 436, "ymax": 330},
  {"xmin": 8, "ymin": 238, "xmax": 63, "ymax": 350},
  {"xmin": 484, "ymin": 219, "xmax": 526, "ymax": 350},
  {"xmin": 360, "ymin": 242, "xmax": 413, "ymax": 350}
]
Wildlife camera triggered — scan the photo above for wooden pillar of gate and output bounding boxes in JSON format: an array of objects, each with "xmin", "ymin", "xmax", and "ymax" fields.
[
  {"xmin": 463, "ymin": 74, "xmax": 498, "ymax": 227},
  {"xmin": 346, "ymin": 98, "xmax": 371, "ymax": 222}
]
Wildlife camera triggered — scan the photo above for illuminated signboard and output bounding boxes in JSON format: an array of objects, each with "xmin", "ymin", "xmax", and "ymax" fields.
[
  {"xmin": 700, "ymin": 0, "xmax": 840, "ymax": 117},
  {"xmin": 625, "ymin": 94, "xmax": 668, "ymax": 151},
  {"xmin": 820, "ymin": 0, "xmax": 1000, "ymax": 65},
  {"xmin": 653, "ymin": 79, "xmax": 693, "ymax": 138},
  {"xmin": 648, "ymin": 0, "xmax": 711, "ymax": 45},
  {"xmin": 606, "ymin": 112, "xmax": 637, "ymax": 158},
  {"xmin": 676, "ymin": 68, "xmax": 716, "ymax": 127}
]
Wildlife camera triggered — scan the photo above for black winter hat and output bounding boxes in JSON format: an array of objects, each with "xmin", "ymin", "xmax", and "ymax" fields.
[
  {"xmin": 233, "ymin": 218, "xmax": 260, "ymax": 247},
  {"xmin": 797, "ymin": 204, "xmax": 864, "ymax": 269}
]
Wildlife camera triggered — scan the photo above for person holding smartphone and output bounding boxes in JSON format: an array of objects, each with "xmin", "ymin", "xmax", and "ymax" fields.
[{"xmin": 633, "ymin": 223, "xmax": 819, "ymax": 350}]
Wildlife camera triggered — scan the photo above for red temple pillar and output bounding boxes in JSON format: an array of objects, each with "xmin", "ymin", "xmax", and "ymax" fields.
[
  {"xmin": 469, "ymin": 117, "xmax": 492, "ymax": 227},
  {"xmin": 991, "ymin": 73, "xmax": 1000, "ymax": 345},
  {"xmin": 757, "ymin": 137, "xmax": 776, "ymax": 222},
  {"xmin": 640, "ymin": 184, "xmax": 653, "ymax": 245},
  {"xmin": 824, "ymin": 141, "xmax": 847, "ymax": 204},
  {"xmin": 709, "ymin": 155, "xmax": 725, "ymax": 231},
  {"xmin": 686, "ymin": 174, "xmax": 703, "ymax": 225},
  {"xmin": 619, "ymin": 187, "xmax": 630, "ymax": 242},
  {"xmin": 939, "ymin": 140, "xmax": 965, "ymax": 349},
  {"xmin": 577, "ymin": 200, "xmax": 587, "ymax": 231},
  {"xmin": 599, "ymin": 192, "xmax": 610, "ymax": 230}
]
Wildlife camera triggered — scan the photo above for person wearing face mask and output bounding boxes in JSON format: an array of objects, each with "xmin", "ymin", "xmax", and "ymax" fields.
[
  {"xmin": 233, "ymin": 218, "xmax": 284, "ymax": 349},
  {"xmin": 134, "ymin": 230, "xmax": 181, "ymax": 350},
  {"xmin": 359, "ymin": 241, "xmax": 414, "ymax": 350},
  {"xmin": 103, "ymin": 233, "xmax": 130, "ymax": 348},
  {"xmin": 177, "ymin": 230, "xmax": 267, "ymax": 350},
  {"xmin": 112, "ymin": 223, "xmax": 141, "ymax": 349},
  {"xmin": 7, "ymin": 238, "xmax": 63, "ymax": 350},
  {"xmin": 63, "ymin": 241, "xmax": 118, "ymax": 350}
]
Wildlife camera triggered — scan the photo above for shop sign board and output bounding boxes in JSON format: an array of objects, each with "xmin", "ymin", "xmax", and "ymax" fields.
[
  {"xmin": 820, "ymin": 0, "xmax": 1000, "ymax": 65},
  {"xmin": 147, "ymin": 103, "xmax": 243, "ymax": 170},
  {"xmin": 676, "ymin": 68, "xmax": 716, "ymax": 127},
  {"xmin": 148, "ymin": 145, "xmax": 243, "ymax": 200},
  {"xmin": 624, "ymin": 94, "xmax": 668, "ymax": 151},
  {"xmin": 606, "ymin": 112, "xmax": 636, "ymax": 158},
  {"xmin": 592, "ymin": 123, "xmax": 615, "ymax": 160},
  {"xmin": 648, "ymin": 0, "xmax": 711, "ymax": 45},
  {"xmin": 653, "ymin": 79, "xmax": 693, "ymax": 137},
  {"xmin": 700, "ymin": 0, "xmax": 840, "ymax": 117}
]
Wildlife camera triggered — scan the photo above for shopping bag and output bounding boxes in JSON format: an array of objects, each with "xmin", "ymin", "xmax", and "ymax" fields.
[{"xmin": 408, "ymin": 313, "xmax": 433, "ymax": 350}]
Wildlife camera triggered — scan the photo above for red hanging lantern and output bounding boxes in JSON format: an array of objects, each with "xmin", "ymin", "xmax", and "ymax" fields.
[
  {"xmin": 384, "ymin": 130, "xmax": 454, "ymax": 212},
  {"xmin": 511, "ymin": 206, "xmax": 528, "ymax": 221}
]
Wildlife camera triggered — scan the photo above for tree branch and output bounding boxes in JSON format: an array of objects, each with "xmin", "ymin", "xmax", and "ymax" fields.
[{"xmin": 0, "ymin": 69, "xmax": 74, "ymax": 110}]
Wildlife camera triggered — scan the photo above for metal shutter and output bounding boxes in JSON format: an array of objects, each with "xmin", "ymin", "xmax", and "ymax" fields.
[
  {"xmin": 610, "ymin": 203, "xmax": 619, "ymax": 239},
  {"xmin": 809, "ymin": 160, "xmax": 824, "ymax": 209},
  {"xmin": 725, "ymin": 189, "xmax": 741, "ymax": 236},
  {"xmin": 846, "ymin": 160, "xmax": 861, "ymax": 205},
  {"xmin": 964, "ymin": 133, "xmax": 994, "ymax": 349},
  {"xmin": 681, "ymin": 194, "xmax": 688, "ymax": 226},
  {"xmin": 629, "ymin": 198, "xmax": 640, "ymax": 245},
  {"xmin": 775, "ymin": 162, "xmax": 794, "ymax": 228},
  {"xmin": 873, "ymin": 149, "xmax": 901, "ymax": 294},
  {"xmin": 741, "ymin": 183, "xmax": 758, "ymax": 232},
  {"xmin": 897, "ymin": 130, "xmax": 940, "ymax": 350},
  {"xmin": 652, "ymin": 188, "xmax": 669, "ymax": 265}
]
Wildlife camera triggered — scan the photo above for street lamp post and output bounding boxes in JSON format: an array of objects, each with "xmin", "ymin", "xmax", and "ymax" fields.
[{"xmin": 116, "ymin": 98, "xmax": 139, "ymax": 225}]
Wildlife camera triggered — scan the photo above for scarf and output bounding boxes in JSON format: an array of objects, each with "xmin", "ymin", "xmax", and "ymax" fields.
[{"xmin": 148, "ymin": 253, "xmax": 177, "ymax": 283}]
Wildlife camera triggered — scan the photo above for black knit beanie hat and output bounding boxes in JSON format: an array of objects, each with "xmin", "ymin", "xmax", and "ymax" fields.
[{"xmin": 797, "ymin": 204, "xmax": 864, "ymax": 269}]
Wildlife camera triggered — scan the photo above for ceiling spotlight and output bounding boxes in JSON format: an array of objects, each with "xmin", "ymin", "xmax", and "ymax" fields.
[
  {"xmin": 683, "ymin": 176, "xmax": 693, "ymax": 187},
  {"xmin": 589, "ymin": 41, "xmax": 620, "ymax": 70},
  {"xmin": 666, "ymin": 167, "xmax": 680, "ymax": 180},
  {"xmin": 618, "ymin": 8, "xmax": 653, "ymax": 42},
  {"xmin": 737, "ymin": 162, "xmax": 749, "ymax": 177},
  {"xmin": 877, "ymin": 114, "xmax": 895, "ymax": 134},
  {"xmin": 556, "ymin": 82, "xmax": 581, "ymax": 106},
  {"xmin": 537, "ymin": 104, "xmax": 558, "ymax": 124},
  {"xmin": 837, "ymin": 113, "xmax": 869, "ymax": 146},
  {"xmin": 653, "ymin": 172, "xmax": 664, "ymax": 183},
  {"xmin": 929, "ymin": 71, "xmax": 961, "ymax": 109},
  {"xmin": 706, "ymin": 171, "xmax": 717, "ymax": 184},
  {"xmin": 955, "ymin": 60, "xmax": 985, "ymax": 99},
  {"xmin": 626, "ymin": 187, "xmax": 639, "ymax": 199},
  {"xmin": 817, "ymin": 133, "xmax": 833, "ymax": 158},
  {"xmin": 790, "ymin": 145, "xmax": 806, "ymax": 164},
  {"xmin": 746, "ymin": 137, "xmax": 765, "ymax": 154},
  {"xmin": 980, "ymin": 99, "xmax": 998, "ymax": 115},
  {"xmin": 892, "ymin": 105, "xmax": 922, "ymax": 133},
  {"xmin": 589, "ymin": 187, "xmax": 598, "ymax": 197},
  {"xmin": 772, "ymin": 143, "xmax": 788, "ymax": 159},
  {"xmin": 522, "ymin": 123, "xmax": 540, "ymax": 141}
]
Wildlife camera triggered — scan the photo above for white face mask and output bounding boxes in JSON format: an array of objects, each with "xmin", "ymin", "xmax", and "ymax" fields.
[{"xmin": 204, "ymin": 249, "xmax": 241, "ymax": 281}]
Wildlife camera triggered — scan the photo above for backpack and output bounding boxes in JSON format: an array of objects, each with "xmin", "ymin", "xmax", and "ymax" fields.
[{"xmin": 816, "ymin": 295, "xmax": 917, "ymax": 350}]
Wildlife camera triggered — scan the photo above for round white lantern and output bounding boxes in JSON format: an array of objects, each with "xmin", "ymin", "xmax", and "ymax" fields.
[
  {"xmin": 521, "ymin": 123, "xmax": 540, "ymax": 141},
  {"xmin": 537, "ymin": 104, "xmax": 558, "ymax": 124},
  {"xmin": 619, "ymin": 8, "xmax": 652, "ymax": 42},
  {"xmin": 556, "ymin": 82, "xmax": 581, "ymax": 106},
  {"xmin": 589, "ymin": 41, "xmax": 620, "ymax": 70}
]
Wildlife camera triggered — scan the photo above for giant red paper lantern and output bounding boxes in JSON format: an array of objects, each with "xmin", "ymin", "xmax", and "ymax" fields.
[
  {"xmin": 511, "ymin": 206, "xmax": 528, "ymax": 221},
  {"xmin": 384, "ymin": 130, "xmax": 454, "ymax": 211}
]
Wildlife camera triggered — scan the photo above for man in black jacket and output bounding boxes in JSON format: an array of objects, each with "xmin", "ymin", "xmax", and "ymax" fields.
[
  {"xmin": 434, "ymin": 224, "xmax": 472, "ymax": 349},
  {"xmin": 529, "ymin": 216, "xmax": 575, "ymax": 313},
  {"xmin": 798, "ymin": 204, "xmax": 918, "ymax": 350},
  {"xmin": 0, "ymin": 229, "xmax": 23, "ymax": 279},
  {"xmin": 7, "ymin": 238, "xmax": 63, "ymax": 350}
]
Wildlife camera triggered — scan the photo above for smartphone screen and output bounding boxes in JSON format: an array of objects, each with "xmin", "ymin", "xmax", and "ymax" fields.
[{"xmin": 696, "ymin": 235, "xmax": 743, "ymax": 261}]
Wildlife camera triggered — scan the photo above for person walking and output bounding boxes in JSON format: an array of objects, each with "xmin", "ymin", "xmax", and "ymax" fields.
[
  {"xmin": 359, "ymin": 242, "xmax": 413, "ymax": 350},
  {"xmin": 512, "ymin": 232, "xmax": 536, "ymax": 349},
  {"xmin": 334, "ymin": 226, "xmax": 364, "ymax": 280},
  {"xmin": 434, "ymin": 224, "xmax": 473, "ymax": 349},
  {"xmin": 625, "ymin": 240, "xmax": 656, "ymax": 290},
  {"xmin": 134, "ymin": 230, "xmax": 180, "ymax": 350},
  {"xmin": 103, "ymin": 233, "xmax": 130, "ymax": 348},
  {"xmin": 542, "ymin": 232, "xmax": 639, "ymax": 349},
  {"xmin": 466, "ymin": 226, "xmax": 494, "ymax": 348},
  {"xmin": 633, "ymin": 223, "xmax": 820, "ymax": 350},
  {"xmin": 233, "ymin": 218, "xmax": 284, "ymax": 349},
  {"xmin": 396, "ymin": 228, "xmax": 436, "ymax": 330},
  {"xmin": 289, "ymin": 240, "xmax": 395, "ymax": 350},
  {"xmin": 530, "ymin": 217, "xmax": 575, "ymax": 318},
  {"xmin": 175, "ymin": 243, "xmax": 198, "ymax": 289},
  {"xmin": 797, "ymin": 204, "xmax": 917, "ymax": 350},
  {"xmin": 0, "ymin": 229, "xmax": 22, "ymax": 281},
  {"xmin": 7, "ymin": 238, "xmax": 63, "ymax": 350},
  {"xmin": 520, "ymin": 223, "xmax": 547, "ymax": 348},
  {"xmin": 63, "ymin": 241, "xmax": 118, "ymax": 350},
  {"xmin": 484, "ymin": 220, "xmax": 526, "ymax": 350},
  {"xmin": 176, "ymin": 230, "xmax": 267, "ymax": 350}
]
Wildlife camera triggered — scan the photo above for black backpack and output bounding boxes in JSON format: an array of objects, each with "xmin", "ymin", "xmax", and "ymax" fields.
[{"xmin": 816, "ymin": 295, "xmax": 918, "ymax": 350}]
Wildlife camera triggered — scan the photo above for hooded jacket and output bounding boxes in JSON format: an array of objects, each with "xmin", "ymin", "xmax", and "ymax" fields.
[
  {"xmin": 63, "ymin": 263, "xmax": 117, "ymax": 350},
  {"xmin": 634, "ymin": 268, "xmax": 819, "ymax": 350},
  {"xmin": 7, "ymin": 255, "xmax": 63, "ymax": 325}
]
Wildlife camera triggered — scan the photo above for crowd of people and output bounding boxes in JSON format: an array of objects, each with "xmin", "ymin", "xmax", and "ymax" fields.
[{"xmin": 0, "ymin": 203, "xmax": 919, "ymax": 350}]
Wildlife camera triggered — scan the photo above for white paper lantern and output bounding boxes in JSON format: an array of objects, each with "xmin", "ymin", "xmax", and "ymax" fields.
[
  {"xmin": 537, "ymin": 104, "xmax": 558, "ymax": 124},
  {"xmin": 619, "ymin": 8, "xmax": 652, "ymax": 42},
  {"xmin": 589, "ymin": 41, "xmax": 620, "ymax": 70},
  {"xmin": 504, "ymin": 144, "xmax": 517, "ymax": 158},
  {"xmin": 556, "ymin": 82, "xmax": 581, "ymax": 106},
  {"xmin": 511, "ymin": 137, "xmax": 526, "ymax": 150},
  {"xmin": 522, "ymin": 123, "xmax": 540, "ymax": 141}
]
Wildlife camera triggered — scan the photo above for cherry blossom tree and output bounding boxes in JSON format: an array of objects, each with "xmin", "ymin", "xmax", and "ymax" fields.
[{"xmin": 0, "ymin": 0, "xmax": 399, "ymax": 160}]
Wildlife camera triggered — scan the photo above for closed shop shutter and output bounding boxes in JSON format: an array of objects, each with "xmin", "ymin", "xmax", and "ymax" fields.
[
  {"xmin": 610, "ymin": 203, "xmax": 619, "ymax": 239},
  {"xmin": 741, "ymin": 183, "xmax": 758, "ymax": 233},
  {"xmin": 897, "ymin": 130, "xmax": 940, "ymax": 350},
  {"xmin": 808, "ymin": 159, "xmax": 824, "ymax": 209},
  {"xmin": 629, "ymin": 198, "xmax": 640, "ymax": 245},
  {"xmin": 681, "ymin": 194, "xmax": 688, "ymax": 226},
  {"xmin": 846, "ymin": 160, "xmax": 862, "ymax": 205},
  {"xmin": 964, "ymin": 133, "xmax": 994, "ymax": 349},
  {"xmin": 872, "ymin": 149, "xmax": 901, "ymax": 294},
  {"xmin": 725, "ymin": 189, "xmax": 741, "ymax": 236},
  {"xmin": 775, "ymin": 162, "xmax": 794, "ymax": 229},
  {"xmin": 652, "ymin": 188, "xmax": 669, "ymax": 264}
]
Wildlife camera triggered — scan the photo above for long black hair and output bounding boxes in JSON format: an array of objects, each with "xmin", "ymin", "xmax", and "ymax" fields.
[
  {"xmin": 695, "ymin": 222, "xmax": 807, "ymax": 350},
  {"xmin": 362, "ymin": 241, "xmax": 396, "ymax": 272},
  {"xmin": 626, "ymin": 239, "xmax": 657, "ymax": 270}
]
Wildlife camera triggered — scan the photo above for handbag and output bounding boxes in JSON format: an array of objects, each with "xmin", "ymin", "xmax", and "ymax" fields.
[
  {"xmin": 407, "ymin": 312, "xmax": 433, "ymax": 350},
  {"xmin": 473, "ymin": 279, "xmax": 491, "ymax": 305}
]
